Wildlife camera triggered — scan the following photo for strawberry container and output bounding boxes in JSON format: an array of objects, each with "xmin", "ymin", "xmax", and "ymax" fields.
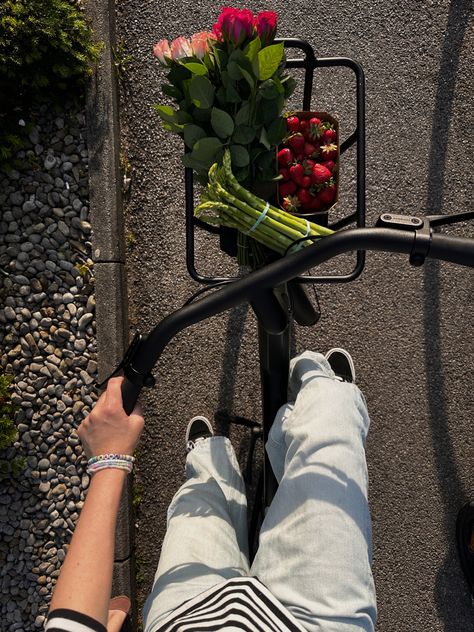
[{"xmin": 277, "ymin": 111, "xmax": 339, "ymax": 224}]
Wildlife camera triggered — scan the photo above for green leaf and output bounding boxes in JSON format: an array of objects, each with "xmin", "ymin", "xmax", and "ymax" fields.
[
  {"xmin": 216, "ymin": 86, "xmax": 227, "ymax": 105},
  {"xmin": 214, "ymin": 48, "xmax": 228, "ymax": 71},
  {"xmin": 232, "ymin": 125, "xmax": 256, "ymax": 144},
  {"xmin": 267, "ymin": 117, "xmax": 287, "ymax": 145},
  {"xmin": 234, "ymin": 166, "xmax": 250, "ymax": 182},
  {"xmin": 177, "ymin": 110, "xmax": 194, "ymax": 124},
  {"xmin": 188, "ymin": 75, "xmax": 215, "ymax": 109},
  {"xmin": 161, "ymin": 120, "xmax": 184, "ymax": 133},
  {"xmin": 168, "ymin": 63, "xmax": 190, "ymax": 87},
  {"xmin": 161, "ymin": 83, "xmax": 182, "ymax": 100},
  {"xmin": 254, "ymin": 149, "xmax": 277, "ymax": 180},
  {"xmin": 227, "ymin": 61, "xmax": 242, "ymax": 81},
  {"xmin": 225, "ymin": 84, "xmax": 241, "ymax": 103},
  {"xmin": 153, "ymin": 104, "xmax": 178, "ymax": 123},
  {"xmin": 257, "ymin": 96, "xmax": 284, "ymax": 125},
  {"xmin": 281, "ymin": 75, "xmax": 297, "ymax": 98},
  {"xmin": 229, "ymin": 49, "xmax": 246, "ymax": 64},
  {"xmin": 235, "ymin": 102, "xmax": 251, "ymax": 126},
  {"xmin": 259, "ymin": 126, "xmax": 270, "ymax": 149},
  {"xmin": 181, "ymin": 153, "xmax": 208, "ymax": 173},
  {"xmin": 219, "ymin": 71, "xmax": 230, "ymax": 88},
  {"xmin": 193, "ymin": 107, "xmax": 212, "ymax": 122},
  {"xmin": 183, "ymin": 124, "xmax": 207, "ymax": 149},
  {"xmin": 259, "ymin": 78, "xmax": 283, "ymax": 100},
  {"xmin": 181, "ymin": 62, "xmax": 208, "ymax": 76},
  {"xmin": 192, "ymin": 136, "xmax": 224, "ymax": 166},
  {"xmin": 244, "ymin": 37, "xmax": 261, "ymax": 62},
  {"xmin": 230, "ymin": 144, "xmax": 250, "ymax": 168},
  {"xmin": 239, "ymin": 66, "xmax": 255, "ymax": 90},
  {"xmin": 254, "ymin": 42, "xmax": 284, "ymax": 81},
  {"xmin": 211, "ymin": 107, "xmax": 234, "ymax": 139}
]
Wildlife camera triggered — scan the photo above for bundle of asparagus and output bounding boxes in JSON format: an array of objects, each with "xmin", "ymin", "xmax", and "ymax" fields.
[{"xmin": 195, "ymin": 150, "xmax": 334, "ymax": 258}]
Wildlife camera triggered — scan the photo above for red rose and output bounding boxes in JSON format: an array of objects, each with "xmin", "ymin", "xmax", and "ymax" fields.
[
  {"xmin": 255, "ymin": 11, "xmax": 278, "ymax": 46},
  {"xmin": 212, "ymin": 7, "xmax": 255, "ymax": 46}
]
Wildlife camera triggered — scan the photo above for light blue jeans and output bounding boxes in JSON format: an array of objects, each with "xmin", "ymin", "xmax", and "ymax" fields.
[{"xmin": 143, "ymin": 351, "xmax": 377, "ymax": 631}]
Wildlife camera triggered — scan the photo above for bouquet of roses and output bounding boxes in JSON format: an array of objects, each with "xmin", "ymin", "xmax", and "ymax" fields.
[{"xmin": 152, "ymin": 7, "xmax": 296, "ymax": 187}]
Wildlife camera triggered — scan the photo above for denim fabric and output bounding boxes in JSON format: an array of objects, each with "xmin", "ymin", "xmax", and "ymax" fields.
[{"xmin": 143, "ymin": 351, "xmax": 377, "ymax": 632}]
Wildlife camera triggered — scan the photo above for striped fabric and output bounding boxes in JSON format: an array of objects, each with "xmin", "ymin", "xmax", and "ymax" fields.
[
  {"xmin": 153, "ymin": 577, "xmax": 307, "ymax": 632},
  {"xmin": 45, "ymin": 608, "xmax": 106, "ymax": 632},
  {"xmin": 45, "ymin": 578, "xmax": 306, "ymax": 632}
]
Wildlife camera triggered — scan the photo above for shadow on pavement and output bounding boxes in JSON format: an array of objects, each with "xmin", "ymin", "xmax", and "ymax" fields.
[{"xmin": 423, "ymin": 0, "xmax": 473, "ymax": 627}]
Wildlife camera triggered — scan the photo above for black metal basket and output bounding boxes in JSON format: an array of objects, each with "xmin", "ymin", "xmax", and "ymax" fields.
[{"xmin": 184, "ymin": 38, "xmax": 367, "ymax": 285}]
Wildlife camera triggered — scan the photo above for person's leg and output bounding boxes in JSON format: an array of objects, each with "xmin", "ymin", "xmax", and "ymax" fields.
[
  {"xmin": 251, "ymin": 351, "xmax": 377, "ymax": 632},
  {"xmin": 143, "ymin": 435, "xmax": 249, "ymax": 632}
]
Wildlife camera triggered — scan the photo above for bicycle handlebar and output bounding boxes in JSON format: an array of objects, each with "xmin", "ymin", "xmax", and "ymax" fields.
[{"xmin": 120, "ymin": 227, "xmax": 474, "ymax": 413}]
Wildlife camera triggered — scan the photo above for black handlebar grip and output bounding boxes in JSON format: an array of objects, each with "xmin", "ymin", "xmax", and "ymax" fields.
[{"xmin": 121, "ymin": 377, "xmax": 142, "ymax": 415}]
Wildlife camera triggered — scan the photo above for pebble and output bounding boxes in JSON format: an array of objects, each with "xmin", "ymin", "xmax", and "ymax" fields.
[
  {"xmin": 77, "ymin": 313, "xmax": 93, "ymax": 330},
  {"xmin": 1, "ymin": 105, "xmax": 98, "ymax": 625},
  {"xmin": 44, "ymin": 155, "xmax": 56, "ymax": 170},
  {"xmin": 4, "ymin": 306, "xmax": 16, "ymax": 321}
]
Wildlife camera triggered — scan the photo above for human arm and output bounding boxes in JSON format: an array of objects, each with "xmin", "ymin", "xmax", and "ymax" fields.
[{"xmin": 48, "ymin": 377, "xmax": 144, "ymax": 626}]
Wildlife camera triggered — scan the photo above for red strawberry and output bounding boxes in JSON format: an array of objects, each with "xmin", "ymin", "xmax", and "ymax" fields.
[
  {"xmin": 304, "ymin": 142, "xmax": 318, "ymax": 157},
  {"xmin": 299, "ymin": 119, "xmax": 311, "ymax": 138},
  {"xmin": 279, "ymin": 180, "xmax": 297, "ymax": 198},
  {"xmin": 301, "ymin": 175, "xmax": 312, "ymax": 188},
  {"xmin": 286, "ymin": 116, "xmax": 300, "ymax": 133},
  {"xmin": 278, "ymin": 167, "xmax": 290, "ymax": 180},
  {"xmin": 297, "ymin": 188, "xmax": 313, "ymax": 209},
  {"xmin": 289, "ymin": 163, "xmax": 305, "ymax": 185},
  {"xmin": 287, "ymin": 133, "xmax": 305, "ymax": 155},
  {"xmin": 277, "ymin": 148, "xmax": 294, "ymax": 167},
  {"xmin": 320, "ymin": 143, "xmax": 338, "ymax": 161},
  {"xmin": 318, "ymin": 183, "xmax": 337, "ymax": 206},
  {"xmin": 308, "ymin": 117, "xmax": 323, "ymax": 141},
  {"xmin": 322, "ymin": 128, "xmax": 337, "ymax": 143},
  {"xmin": 306, "ymin": 195, "xmax": 323, "ymax": 211},
  {"xmin": 282, "ymin": 195, "xmax": 301, "ymax": 213},
  {"xmin": 321, "ymin": 160, "xmax": 336, "ymax": 173},
  {"xmin": 311, "ymin": 164, "xmax": 332, "ymax": 184}
]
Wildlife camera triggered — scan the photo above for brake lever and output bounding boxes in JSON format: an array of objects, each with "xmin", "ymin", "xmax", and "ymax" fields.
[
  {"xmin": 426, "ymin": 210, "xmax": 474, "ymax": 227},
  {"xmin": 96, "ymin": 332, "xmax": 156, "ymax": 390}
]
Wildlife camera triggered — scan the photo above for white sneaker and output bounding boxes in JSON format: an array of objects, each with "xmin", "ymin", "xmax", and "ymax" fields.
[
  {"xmin": 185, "ymin": 416, "xmax": 214, "ymax": 452},
  {"xmin": 325, "ymin": 348, "xmax": 356, "ymax": 383}
]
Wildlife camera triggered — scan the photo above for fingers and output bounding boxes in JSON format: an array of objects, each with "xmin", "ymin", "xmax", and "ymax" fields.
[{"xmin": 103, "ymin": 376, "xmax": 125, "ymax": 411}]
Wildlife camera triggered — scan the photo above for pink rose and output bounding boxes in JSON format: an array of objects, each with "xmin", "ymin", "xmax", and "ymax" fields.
[
  {"xmin": 191, "ymin": 31, "xmax": 216, "ymax": 59},
  {"xmin": 255, "ymin": 11, "xmax": 278, "ymax": 46},
  {"xmin": 212, "ymin": 7, "xmax": 255, "ymax": 46},
  {"xmin": 170, "ymin": 36, "xmax": 193, "ymax": 60},
  {"xmin": 153, "ymin": 39, "xmax": 172, "ymax": 65}
]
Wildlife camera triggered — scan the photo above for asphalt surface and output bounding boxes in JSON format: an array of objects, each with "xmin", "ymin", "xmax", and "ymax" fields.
[{"xmin": 115, "ymin": 1, "xmax": 474, "ymax": 630}]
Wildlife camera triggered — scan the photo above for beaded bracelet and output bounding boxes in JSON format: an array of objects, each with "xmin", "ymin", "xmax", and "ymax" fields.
[
  {"xmin": 88, "ymin": 454, "xmax": 135, "ymax": 464},
  {"xmin": 87, "ymin": 454, "xmax": 135, "ymax": 475}
]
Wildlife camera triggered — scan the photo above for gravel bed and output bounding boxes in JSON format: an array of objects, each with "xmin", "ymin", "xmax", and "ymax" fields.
[{"xmin": 0, "ymin": 104, "xmax": 97, "ymax": 630}]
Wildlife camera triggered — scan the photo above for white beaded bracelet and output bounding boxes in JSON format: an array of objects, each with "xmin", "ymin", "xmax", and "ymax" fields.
[{"xmin": 86, "ymin": 454, "xmax": 135, "ymax": 475}]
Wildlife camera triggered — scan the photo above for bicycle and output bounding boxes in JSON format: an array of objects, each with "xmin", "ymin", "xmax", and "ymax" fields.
[{"xmin": 105, "ymin": 40, "xmax": 474, "ymax": 603}]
